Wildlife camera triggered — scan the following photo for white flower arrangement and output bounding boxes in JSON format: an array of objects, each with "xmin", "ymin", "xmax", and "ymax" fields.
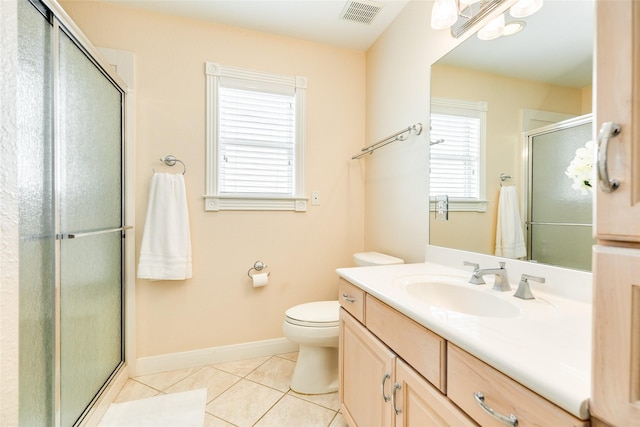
[{"xmin": 565, "ymin": 140, "xmax": 595, "ymax": 195}]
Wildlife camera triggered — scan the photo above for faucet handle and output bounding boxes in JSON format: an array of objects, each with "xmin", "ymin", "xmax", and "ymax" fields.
[
  {"xmin": 464, "ymin": 261, "xmax": 485, "ymax": 285},
  {"xmin": 514, "ymin": 274, "xmax": 545, "ymax": 300},
  {"xmin": 498, "ymin": 261, "xmax": 506, "ymax": 269},
  {"xmin": 463, "ymin": 261, "xmax": 480, "ymax": 271}
]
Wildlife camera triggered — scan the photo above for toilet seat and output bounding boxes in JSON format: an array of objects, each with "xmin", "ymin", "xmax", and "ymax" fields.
[{"xmin": 285, "ymin": 301, "xmax": 339, "ymax": 328}]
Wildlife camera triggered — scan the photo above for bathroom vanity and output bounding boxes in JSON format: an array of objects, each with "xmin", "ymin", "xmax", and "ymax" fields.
[{"xmin": 336, "ymin": 260, "xmax": 591, "ymax": 427}]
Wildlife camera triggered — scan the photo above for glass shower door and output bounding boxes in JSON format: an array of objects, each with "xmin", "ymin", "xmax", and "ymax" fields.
[
  {"xmin": 18, "ymin": 1, "xmax": 126, "ymax": 425},
  {"xmin": 527, "ymin": 116, "xmax": 594, "ymax": 271},
  {"xmin": 17, "ymin": 1, "xmax": 55, "ymax": 425},
  {"xmin": 58, "ymin": 30, "xmax": 124, "ymax": 426}
]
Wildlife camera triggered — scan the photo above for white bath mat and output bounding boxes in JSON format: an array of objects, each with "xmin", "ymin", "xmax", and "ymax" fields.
[{"xmin": 99, "ymin": 388, "xmax": 207, "ymax": 427}]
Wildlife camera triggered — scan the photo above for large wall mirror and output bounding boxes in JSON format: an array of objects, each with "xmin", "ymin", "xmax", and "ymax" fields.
[{"xmin": 429, "ymin": 0, "xmax": 594, "ymax": 271}]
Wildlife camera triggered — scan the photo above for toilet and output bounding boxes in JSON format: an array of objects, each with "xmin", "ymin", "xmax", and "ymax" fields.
[{"xmin": 283, "ymin": 252, "xmax": 404, "ymax": 394}]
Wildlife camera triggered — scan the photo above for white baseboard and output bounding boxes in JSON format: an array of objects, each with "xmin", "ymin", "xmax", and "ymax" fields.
[{"xmin": 135, "ymin": 338, "xmax": 298, "ymax": 377}]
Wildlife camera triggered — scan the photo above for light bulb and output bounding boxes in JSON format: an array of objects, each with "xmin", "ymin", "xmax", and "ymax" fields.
[
  {"xmin": 431, "ymin": 0, "xmax": 459, "ymax": 30},
  {"xmin": 477, "ymin": 13, "xmax": 505, "ymax": 40},
  {"xmin": 510, "ymin": 0, "xmax": 543, "ymax": 18}
]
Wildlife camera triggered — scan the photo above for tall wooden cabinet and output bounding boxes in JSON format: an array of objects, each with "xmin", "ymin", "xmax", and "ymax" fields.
[{"xmin": 592, "ymin": 1, "xmax": 640, "ymax": 425}]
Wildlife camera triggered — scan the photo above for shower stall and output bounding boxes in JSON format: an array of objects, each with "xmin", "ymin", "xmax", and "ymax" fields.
[
  {"xmin": 524, "ymin": 114, "xmax": 594, "ymax": 271},
  {"xmin": 17, "ymin": 0, "xmax": 129, "ymax": 425}
]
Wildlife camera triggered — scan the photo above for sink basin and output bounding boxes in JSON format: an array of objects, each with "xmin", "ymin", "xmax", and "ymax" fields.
[{"xmin": 401, "ymin": 279, "xmax": 520, "ymax": 318}]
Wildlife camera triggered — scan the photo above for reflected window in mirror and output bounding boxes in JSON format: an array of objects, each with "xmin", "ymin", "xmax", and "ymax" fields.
[{"xmin": 430, "ymin": 98, "xmax": 487, "ymax": 213}]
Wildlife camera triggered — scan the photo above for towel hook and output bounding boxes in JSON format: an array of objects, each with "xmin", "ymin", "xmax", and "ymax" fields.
[
  {"xmin": 159, "ymin": 155, "xmax": 187, "ymax": 174},
  {"xmin": 248, "ymin": 261, "xmax": 270, "ymax": 279},
  {"xmin": 499, "ymin": 173, "xmax": 512, "ymax": 187}
]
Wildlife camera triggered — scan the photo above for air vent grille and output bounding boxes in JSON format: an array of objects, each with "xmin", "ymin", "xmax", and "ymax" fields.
[{"xmin": 340, "ymin": 0, "xmax": 384, "ymax": 25}]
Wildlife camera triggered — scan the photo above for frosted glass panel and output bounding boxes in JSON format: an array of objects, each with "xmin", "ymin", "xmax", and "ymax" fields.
[
  {"xmin": 60, "ymin": 233, "xmax": 122, "ymax": 426},
  {"xmin": 531, "ymin": 123, "xmax": 592, "ymax": 224},
  {"xmin": 529, "ymin": 120, "xmax": 594, "ymax": 271},
  {"xmin": 17, "ymin": 1, "xmax": 55, "ymax": 425},
  {"xmin": 59, "ymin": 31, "xmax": 122, "ymax": 232},
  {"xmin": 530, "ymin": 224, "xmax": 593, "ymax": 271},
  {"xmin": 58, "ymin": 30, "xmax": 124, "ymax": 426}
]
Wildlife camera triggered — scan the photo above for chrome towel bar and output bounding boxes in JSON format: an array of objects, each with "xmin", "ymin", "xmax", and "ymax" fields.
[
  {"xmin": 159, "ymin": 155, "xmax": 186, "ymax": 174},
  {"xmin": 352, "ymin": 123, "xmax": 423, "ymax": 160}
]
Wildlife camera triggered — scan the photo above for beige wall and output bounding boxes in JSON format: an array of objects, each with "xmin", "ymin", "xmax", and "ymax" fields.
[
  {"xmin": 60, "ymin": 1, "xmax": 366, "ymax": 358},
  {"xmin": 430, "ymin": 64, "xmax": 587, "ymax": 254}
]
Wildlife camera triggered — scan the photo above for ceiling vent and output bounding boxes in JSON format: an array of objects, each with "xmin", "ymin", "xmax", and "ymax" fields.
[{"xmin": 340, "ymin": 0, "xmax": 384, "ymax": 25}]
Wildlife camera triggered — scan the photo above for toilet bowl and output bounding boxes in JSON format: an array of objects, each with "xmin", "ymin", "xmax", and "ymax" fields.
[
  {"xmin": 282, "ymin": 252, "xmax": 404, "ymax": 395},
  {"xmin": 283, "ymin": 301, "xmax": 340, "ymax": 394}
]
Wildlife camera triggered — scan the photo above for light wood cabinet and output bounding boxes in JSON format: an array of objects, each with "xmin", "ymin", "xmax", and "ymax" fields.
[
  {"xmin": 591, "ymin": 246, "xmax": 640, "ymax": 426},
  {"xmin": 594, "ymin": 0, "xmax": 640, "ymax": 242},
  {"xmin": 339, "ymin": 308, "xmax": 475, "ymax": 427},
  {"xmin": 394, "ymin": 358, "xmax": 477, "ymax": 427},
  {"xmin": 448, "ymin": 344, "xmax": 588, "ymax": 427},
  {"xmin": 592, "ymin": 2, "xmax": 640, "ymax": 426},
  {"xmin": 339, "ymin": 308, "xmax": 394, "ymax": 427},
  {"xmin": 339, "ymin": 284, "xmax": 589, "ymax": 427}
]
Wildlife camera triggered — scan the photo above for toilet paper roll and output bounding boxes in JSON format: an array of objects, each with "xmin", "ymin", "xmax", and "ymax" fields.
[{"xmin": 252, "ymin": 273, "xmax": 269, "ymax": 288}]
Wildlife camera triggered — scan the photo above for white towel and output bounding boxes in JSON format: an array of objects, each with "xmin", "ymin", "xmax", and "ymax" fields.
[
  {"xmin": 495, "ymin": 186, "xmax": 527, "ymax": 259},
  {"xmin": 137, "ymin": 173, "xmax": 192, "ymax": 280}
]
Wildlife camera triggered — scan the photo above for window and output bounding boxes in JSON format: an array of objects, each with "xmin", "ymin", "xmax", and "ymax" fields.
[
  {"xmin": 429, "ymin": 98, "xmax": 487, "ymax": 212},
  {"xmin": 205, "ymin": 62, "xmax": 307, "ymax": 211}
]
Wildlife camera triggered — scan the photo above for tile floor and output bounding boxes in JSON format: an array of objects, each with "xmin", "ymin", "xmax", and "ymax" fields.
[{"xmin": 110, "ymin": 352, "xmax": 348, "ymax": 427}]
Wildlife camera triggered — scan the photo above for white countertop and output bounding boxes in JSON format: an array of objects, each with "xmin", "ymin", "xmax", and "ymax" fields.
[{"xmin": 336, "ymin": 261, "xmax": 591, "ymax": 420}]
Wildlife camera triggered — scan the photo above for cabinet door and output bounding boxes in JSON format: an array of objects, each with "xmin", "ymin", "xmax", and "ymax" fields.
[
  {"xmin": 339, "ymin": 308, "xmax": 394, "ymax": 427},
  {"xmin": 592, "ymin": 246, "xmax": 640, "ymax": 426},
  {"xmin": 394, "ymin": 359, "xmax": 477, "ymax": 427},
  {"xmin": 594, "ymin": 0, "xmax": 640, "ymax": 241}
]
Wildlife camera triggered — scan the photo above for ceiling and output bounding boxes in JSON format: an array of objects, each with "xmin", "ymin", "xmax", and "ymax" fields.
[
  {"xmin": 438, "ymin": 0, "xmax": 594, "ymax": 88},
  {"xmin": 107, "ymin": 0, "xmax": 594, "ymax": 87},
  {"xmin": 107, "ymin": 0, "xmax": 410, "ymax": 51}
]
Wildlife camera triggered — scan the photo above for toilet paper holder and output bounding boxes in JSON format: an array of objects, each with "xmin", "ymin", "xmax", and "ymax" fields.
[{"xmin": 248, "ymin": 261, "xmax": 270, "ymax": 279}]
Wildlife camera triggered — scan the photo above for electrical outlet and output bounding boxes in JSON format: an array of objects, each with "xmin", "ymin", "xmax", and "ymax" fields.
[{"xmin": 312, "ymin": 190, "xmax": 320, "ymax": 206}]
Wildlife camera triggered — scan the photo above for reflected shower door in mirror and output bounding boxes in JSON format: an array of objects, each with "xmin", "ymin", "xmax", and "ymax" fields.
[
  {"xmin": 428, "ymin": 0, "xmax": 594, "ymax": 271},
  {"xmin": 526, "ymin": 115, "xmax": 595, "ymax": 271}
]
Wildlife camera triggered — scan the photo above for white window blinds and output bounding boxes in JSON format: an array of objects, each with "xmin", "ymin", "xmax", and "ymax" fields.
[
  {"xmin": 219, "ymin": 87, "xmax": 296, "ymax": 195},
  {"xmin": 205, "ymin": 62, "xmax": 307, "ymax": 211},
  {"xmin": 430, "ymin": 98, "xmax": 487, "ymax": 201}
]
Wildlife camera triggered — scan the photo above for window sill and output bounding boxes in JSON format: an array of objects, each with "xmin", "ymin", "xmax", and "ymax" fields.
[
  {"xmin": 204, "ymin": 195, "xmax": 308, "ymax": 212},
  {"xmin": 429, "ymin": 199, "xmax": 487, "ymax": 213}
]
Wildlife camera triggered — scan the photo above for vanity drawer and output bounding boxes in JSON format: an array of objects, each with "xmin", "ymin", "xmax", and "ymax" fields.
[
  {"xmin": 338, "ymin": 278, "xmax": 365, "ymax": 323},
  {"xmin": 365, "ymin": 295, "xmax": 446, "ymax": 392},
  {"xmin": 447, "ymin": 344, "xmax": 589, "ymax": 427}
]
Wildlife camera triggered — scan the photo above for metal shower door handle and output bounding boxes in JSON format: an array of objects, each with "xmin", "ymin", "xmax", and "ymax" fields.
[{"xmin": 597, "ymin": 122, "xmax": 621, "ymax": 193}]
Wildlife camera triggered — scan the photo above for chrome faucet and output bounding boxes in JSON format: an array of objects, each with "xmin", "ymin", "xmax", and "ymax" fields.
[
  {"xmin": 468, "ymin": 262, "xmax": 511, "ymax": 292},
  {"xmin": 514, "ymin": 274, "xmax": 546, "ymax": 300}
]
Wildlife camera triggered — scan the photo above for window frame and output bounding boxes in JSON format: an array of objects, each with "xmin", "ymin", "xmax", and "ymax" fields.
[
  {"xmin": 429, "ymin": 97, "xmax": 488, "ymax": 213},
  {"xmin": 204, "ymin": 62, "xmax": 307, "ymax": 211}
]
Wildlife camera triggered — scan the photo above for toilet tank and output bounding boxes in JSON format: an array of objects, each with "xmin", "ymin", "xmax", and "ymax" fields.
[{"xmin": 353, "ymin": 252, "xmax": 404, "ymax": 267}]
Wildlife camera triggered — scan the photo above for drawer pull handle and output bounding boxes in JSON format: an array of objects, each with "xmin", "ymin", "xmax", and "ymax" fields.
[
  {"xmin": 474, "ymin": 392, "xmax": 518, "ymax": 426},
  {"xmin": 392, "ymin": 383, "xmax": 402, "ymax": 415},
  {"xmin": 381, "ymin": 373, "xmax": 391, "ymax": 402},
  {"xmin": 342, "ymin": 293, "xmax": 356, "ymax": 303}
]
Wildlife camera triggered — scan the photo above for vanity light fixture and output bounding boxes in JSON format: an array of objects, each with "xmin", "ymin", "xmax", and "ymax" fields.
[
  {"xmin": 509, "ymin": 0, "xmax": 543, "ymax": 18},
  {"xmin": 478, "ymin": 16, "xmax": 526, "ymax": 40},
  {"xmin": 431, "ymin": 0, "xmax": 541, "ymax": 38}
]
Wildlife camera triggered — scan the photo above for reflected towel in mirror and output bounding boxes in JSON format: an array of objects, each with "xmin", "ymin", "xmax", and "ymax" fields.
[{"xmin": 495, "ymin": 186, "xmax": 526, "ymax": 259}]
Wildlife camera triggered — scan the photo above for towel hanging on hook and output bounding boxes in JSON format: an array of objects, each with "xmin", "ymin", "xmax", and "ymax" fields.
[
  {"xmin": 499, "ymin": 173, "xmax": 512, "ymax": 187},
  {"xmin": 154, "ymin": 155, "xmax": 187, "ymax": 174}
]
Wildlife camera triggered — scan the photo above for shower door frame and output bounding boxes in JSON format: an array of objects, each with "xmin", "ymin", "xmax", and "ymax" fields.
[
  {"xmin": 522, "ymin": 113, "xmax": 593, "ymax": 269},
  {"xmin": 29, "ymin": 0, "xmax": 134, "ymax": 425}
]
